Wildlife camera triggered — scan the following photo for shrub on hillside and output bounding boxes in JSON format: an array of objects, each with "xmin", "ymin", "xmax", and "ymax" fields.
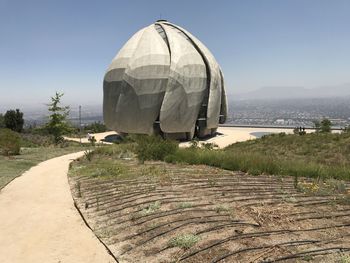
[
  {"xmin": 84, "ymin": 122, "xmax": 107, "ymax": 133},
  {"xmin": 164, "ymin": 146, "xmax": 350, "ymax": 180},
  {"xmin": 314, "ymin": 118, "xmax": 332, "ymax": 133},
  {"xmin": 0, "ymin": 114, "xmax": 5, "ymax": 128},
  {"xmin": 0, "ymin": 128, "xmax": 21, "ymax": 155},
  {"xmin": 134, "ymin": 135, "xmax": 178, "ymax": 162},
  {"xmin": 4, "ymin": 109, "xmax": 24, "ymax": 132},
  {"xmin": 320, "ymin": 118, "xmax": 332, "ymax": 133},
  {"xmin": 20, "ymin": 133, "xmax": 55, "ymax": 147}
]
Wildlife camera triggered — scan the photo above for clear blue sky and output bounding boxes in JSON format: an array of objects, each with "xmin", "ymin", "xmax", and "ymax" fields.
[{"xmin": 1, "ymin": 0, "xmax": 349, "ymax": 107}]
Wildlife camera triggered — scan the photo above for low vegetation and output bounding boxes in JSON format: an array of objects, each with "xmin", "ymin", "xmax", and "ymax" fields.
[
  {"xmin": 69, "ymin": 130, "xmax": 350, "ymax": 182},
  {"xmin": 168, "ymin": 234, "xmax": 200, "ymax": 249},
  {"xmin": 140, "ymin": 201, "xmax": 161, "ymax": 216},
  {"xmin": 68, "ymin": 135, "xmax": 350, "ymax": 262},
  {"xmin": 83, "ymin": 121, "xmax": 107, "ymax": 133},
  {"xmin": 164, "ymin": 132, "xmax": 350, "ymax": 180},
  {"xmin": 133, "ymin": 135, "xmax": 178, "ymax": 162},
  {"xmin": 0, "ymin": 128, "xmax": 20, "ymax": 155},
  {"xmin": 177, "ymin": 202, "xmax": 193, "ymax": 209}
]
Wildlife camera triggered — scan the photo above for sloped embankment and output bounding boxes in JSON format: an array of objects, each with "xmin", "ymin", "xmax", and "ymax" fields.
[{"xmin": 69, "ymin": 149, "xmax": 350, "ymax": 263}]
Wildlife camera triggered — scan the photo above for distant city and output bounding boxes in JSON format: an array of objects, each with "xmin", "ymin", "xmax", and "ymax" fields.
[
  {"xmin": 227, "ymin": 97, "xmax": 350, "ymax": 128},
  {"xmin": 9, "ymin": 95, "xmax": 349, "ymax": 130}
]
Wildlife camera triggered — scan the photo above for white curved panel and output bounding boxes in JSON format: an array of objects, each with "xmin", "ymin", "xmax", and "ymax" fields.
[
  {"xmin": 103, "ymin": 27, "xmax": 146, "ymax": 131},
  {"xmin": 160, "ymin": 24, "xmax": 206, "ymax": 133},
  {"xmin": 104, "ymin": 25, "xmax": 170, "ymax": 134},
  {"xmin": 161, "ymin": 22, "xmax": 223, "ymax": 129},
  {"xmin": 105, "ymin": 27, "xmax": 146, "ymax": 82},
  {"xmin": 124, "ymin": 25, "xmax": 169, "ymax": 95}
]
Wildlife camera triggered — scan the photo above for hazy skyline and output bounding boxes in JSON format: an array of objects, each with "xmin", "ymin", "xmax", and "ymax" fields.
[{"xmin": 1, "ymin": 0, "xmax": 350, "ymax": 107}]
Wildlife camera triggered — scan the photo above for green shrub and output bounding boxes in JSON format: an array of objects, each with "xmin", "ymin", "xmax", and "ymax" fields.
[
  {"xmin": 0, "ymin": 128, "xmax": 21, "ymax": 155},
  {"xmin": 4, "ymin": 109, "xmax": 24, "ymax": 132},
  {"xmin": 320, "ymin": 118, "xmax": 332, "ymax": 133},
  {"xmin": 134, "ymin": 135, "xmax": 178, "ymax": 162}
]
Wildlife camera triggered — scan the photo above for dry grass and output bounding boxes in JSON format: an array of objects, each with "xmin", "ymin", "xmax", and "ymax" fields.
[{"xmin": 0, "ymin": 146, "xmax": 86, "ymax": 189}]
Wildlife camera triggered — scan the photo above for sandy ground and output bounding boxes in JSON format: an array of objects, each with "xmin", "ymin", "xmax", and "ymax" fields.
[
  {"xmin": 65, "ymin": 127, "xmax": 296, "ymax": 149},
  {"xmin": 64, "ymin": 131, "xmax": 116, "ymax": 144},
  {"xmin": 180, "ymin": 126, "xmax": 295, "ymax": 148},
  {"xmin": 0, "ymin": 152, "xmax": 115, "ymax": 263}
]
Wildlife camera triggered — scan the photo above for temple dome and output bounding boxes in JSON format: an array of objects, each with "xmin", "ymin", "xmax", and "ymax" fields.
[{"xmin": 103, "ymin": 21, "xmax": 227, "ymax": 140}]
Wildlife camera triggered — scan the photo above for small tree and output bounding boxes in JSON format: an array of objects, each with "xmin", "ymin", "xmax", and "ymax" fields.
[
  {"xmin": 4, "ymin": 109, "xmax": 24, "ymax": 132},
  {"xmin": 320, "ymin": 118, "xmax": 332, "ymax": 133},
  {"xmin": 313, "ymin": 120, "xmax": 321, "ymax": 133},
  {"xmin": 45, "ymin": 92, "xmax": 72, "ymax": 144}
]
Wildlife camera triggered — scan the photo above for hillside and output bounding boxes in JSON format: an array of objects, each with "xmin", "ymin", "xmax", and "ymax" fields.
[
  {"xmin": 160, "ymin": 132, "xmax": 350, "ymax": 181},
  {"xmin": 226, "ymin": 132, "xmax": 350, "ymax": 168},
  {"xmin": 68, "ymin": 133, "xmax": 350, "ymax": 262}
]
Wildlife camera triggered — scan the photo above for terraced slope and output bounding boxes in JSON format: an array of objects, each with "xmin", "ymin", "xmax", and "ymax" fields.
[{"xmin": 69, "ymin": 159, "xmax": 350, "ymax": 263}]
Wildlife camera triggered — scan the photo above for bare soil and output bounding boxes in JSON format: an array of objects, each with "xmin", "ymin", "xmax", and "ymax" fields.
[{"xmin": 69, "ymin": 159, "xmax": 350, "ymax": 263}]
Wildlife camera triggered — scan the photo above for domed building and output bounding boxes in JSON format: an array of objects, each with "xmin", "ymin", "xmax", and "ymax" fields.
[{"xmin": 103, "ymin": 20, "xmax": 227, "ymax": 140}]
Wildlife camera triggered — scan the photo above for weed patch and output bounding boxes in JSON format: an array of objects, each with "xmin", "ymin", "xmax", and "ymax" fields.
[
  {"xmin": 177, "ymin": 202, "xmax": 193, "ymax": 209},
  {"xmin": 339, "ymin": 255, "xmax": 350, "ymax": 263},
  {"xmin": 215, "ymin": 204, "xmax": 230, "ymax": 213},
  {"xmin": 297, "ymin": 179, "xmax": 348, "ymax": 195},
  {"xmin": 169, "ymin": 234, "xmax": 200, "ymax": 249},
  {"xmin": 140, "ymin": 201, "xmax": 161, "ymax": 216}
]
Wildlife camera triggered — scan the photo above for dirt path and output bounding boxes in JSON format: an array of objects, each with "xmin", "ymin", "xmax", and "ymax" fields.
[{"xmin": 0, "ymin": 152, "xmax": 115, "ymax": 263}]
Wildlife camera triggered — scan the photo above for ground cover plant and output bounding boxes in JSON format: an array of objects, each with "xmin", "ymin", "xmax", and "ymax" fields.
[{"xmin": 69, "ymin": 142, "xmax": 350, "ymax": 262}]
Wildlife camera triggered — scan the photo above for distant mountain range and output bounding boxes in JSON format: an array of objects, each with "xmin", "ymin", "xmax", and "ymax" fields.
[{"xmin": 232, "ymin": 84, "xmax": 350, "ymax": 100}]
